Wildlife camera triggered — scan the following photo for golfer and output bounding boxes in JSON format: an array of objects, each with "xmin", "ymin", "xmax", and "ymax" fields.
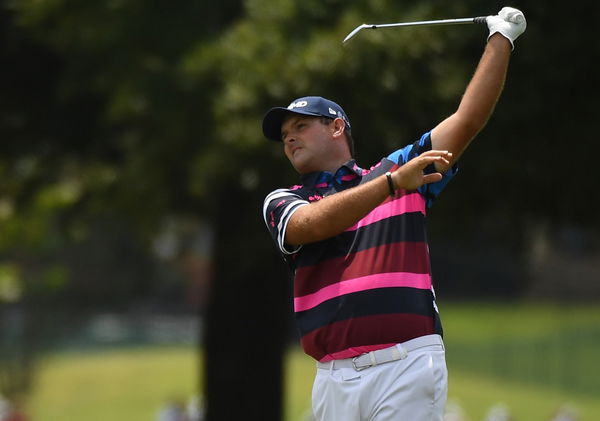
[{"xmin": 262, "ymin": 7, "xmax": 526, "ymax": 420}]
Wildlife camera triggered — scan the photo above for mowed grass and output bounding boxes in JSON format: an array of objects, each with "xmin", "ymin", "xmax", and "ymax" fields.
[
  {"xmin": 28, "ymin": 346, "xmax": 200, "ymax": 421},
  {"xmin": 26, "ymin": 303, "xmax": 600, "ymax": 421}
]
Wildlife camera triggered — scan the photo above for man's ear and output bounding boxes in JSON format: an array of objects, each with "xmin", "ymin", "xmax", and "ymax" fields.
[{"xmin": 331, "ymin": 117, "xmax": 346, "ymax": 138}]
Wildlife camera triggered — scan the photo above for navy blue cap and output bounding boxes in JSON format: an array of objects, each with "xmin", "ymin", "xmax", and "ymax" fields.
[{"xmin": 262, "ymin": 96, "xmax": 351, "ymax": 141}]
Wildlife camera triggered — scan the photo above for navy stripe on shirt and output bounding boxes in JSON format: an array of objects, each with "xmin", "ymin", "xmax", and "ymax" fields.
[
  {"xmin": 295, "ymin": 287, "xmax": 436, "ymax": 335},
  {"xmin": 292, "ymin": 211, "xmax": 428, "ymax": 268}
]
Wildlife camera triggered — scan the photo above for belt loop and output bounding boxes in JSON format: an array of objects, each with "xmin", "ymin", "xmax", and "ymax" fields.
[
  {"xmin": 395, "ymin": 344, "xmax": 408, "ymax": 360},
  {"xmin": 369, "ymin": 351, "xmax": 377, "ymax": 367}
]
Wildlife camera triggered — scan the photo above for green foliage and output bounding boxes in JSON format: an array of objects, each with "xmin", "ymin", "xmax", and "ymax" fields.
[
  {"xmin": 1, "ymin": 0, "xmax": 240, "ymax": 297},
  {"xmin": 0, "ymin": 263, "xmax": 20, "ymax": 302}
]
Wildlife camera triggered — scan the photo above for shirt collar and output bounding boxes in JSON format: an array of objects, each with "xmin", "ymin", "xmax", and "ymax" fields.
[{"xmin": 299, "ymin": 160, "xmax": 364, "ymax": 187}]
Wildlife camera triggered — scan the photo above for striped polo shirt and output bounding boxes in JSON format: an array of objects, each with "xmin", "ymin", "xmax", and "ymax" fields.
[{"xmin": 262, "ymin": 132, "xmax": 457, "ymax": 362}]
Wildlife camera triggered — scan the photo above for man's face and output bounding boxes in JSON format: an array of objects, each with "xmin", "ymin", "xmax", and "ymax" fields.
[{"xmin": 281, "ymin": 114, "xmax": 334, "ymax": 174}]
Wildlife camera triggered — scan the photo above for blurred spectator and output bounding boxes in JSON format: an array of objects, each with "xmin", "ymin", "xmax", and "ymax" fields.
[
  {"xmin": 550, "ymin": 405, "xmax": 579, "ymax": 421},
  {"xmin": 186, "ymin": 395, "xmax": 204, "ymax": 421},
  {"xmin": 444, "ymin": 400, "xmax": 466, "ymax": 421},
  {"xmin": 156, "ymin": 399, "xmax": 188, "ymax": 421},
  {"xmin": 0, "ymin": 397, "xmax": 28, "ymax": 421},
  {"xmin": 0, "ymin": 396, "xmax": 9, "ymax": 421},
  {"xmin": 484, "ymin": 403, "xmax": 512, "ymax": 421}
]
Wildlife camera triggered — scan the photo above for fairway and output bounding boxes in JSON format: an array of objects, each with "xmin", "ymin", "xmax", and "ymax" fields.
[
  {"xmin": 28, "ymin": 346, "xmax": 200, "ymax": 421},
  {"xmin": 25, "ymin": 303, "xmax": 600, "ymax": 421}
]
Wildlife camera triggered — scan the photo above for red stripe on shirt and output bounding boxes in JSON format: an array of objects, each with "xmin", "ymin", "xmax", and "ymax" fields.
[
  {"xmin": 294, "ymin": 241, "xmax": 431, "ymax": 297},
  {"xmin": 300, "ymin": 313, "xmax": 436, "ymax": 362}
]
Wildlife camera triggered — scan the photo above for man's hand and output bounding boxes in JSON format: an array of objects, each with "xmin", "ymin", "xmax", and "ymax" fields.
[
  {"xmin": 391, "ymin": 150, "xmax": 452, "ymax": 191},
  {"xmin": 487, "ymin": 7, "xmax": 526, "ymax": 49}
]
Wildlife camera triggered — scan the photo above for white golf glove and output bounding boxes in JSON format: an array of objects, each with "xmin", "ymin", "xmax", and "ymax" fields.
[{"xmin": 486, "ymin": 7, "xmax": 526, "ymax": 49}]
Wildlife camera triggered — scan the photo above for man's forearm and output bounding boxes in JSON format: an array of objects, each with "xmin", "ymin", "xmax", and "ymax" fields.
[
  {"xmin": 430, "ymin": 34, "xmax": 511, "ymax": 169},
  {"xmin": 456, "ymin": 34, "xmax": 511, "ymax": 131},
  {"xmin": 285, "ymin": 174, "xmax": 392, "ymax": 246}
]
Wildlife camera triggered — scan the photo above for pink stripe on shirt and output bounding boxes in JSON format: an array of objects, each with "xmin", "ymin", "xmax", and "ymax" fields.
[
  {"xmin": 294, "ymin": 272, "xmax": 432, "ymax": 312},
  {"xmin": 346, "ymin": 192, "xmax": 425, "ymax": 231}
]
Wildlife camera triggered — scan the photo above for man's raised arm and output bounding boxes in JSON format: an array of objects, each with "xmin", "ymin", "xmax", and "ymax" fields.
[{"xmin": 430, "ymin": 7, "xmax": 526, "ymax": 172}]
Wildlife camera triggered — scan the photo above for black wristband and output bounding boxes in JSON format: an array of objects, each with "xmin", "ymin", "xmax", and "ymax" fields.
[{"xmin": 385, "ymin": 171, "xmax": 396, "ymax": 198}]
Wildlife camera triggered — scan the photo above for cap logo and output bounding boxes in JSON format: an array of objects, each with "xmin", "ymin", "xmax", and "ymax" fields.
[
  {"xmin": 288, "ymin": 100, "xmax": 308, "ymax": 110},
  {"xmin": 328, "ymin": 107, "xmax": 337, "ymax": 116}
]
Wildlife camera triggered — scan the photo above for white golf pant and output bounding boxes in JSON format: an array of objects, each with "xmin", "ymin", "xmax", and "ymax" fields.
[{"xmin": 311, "ymin": 335, "xmax": 448, "ymax": 421}]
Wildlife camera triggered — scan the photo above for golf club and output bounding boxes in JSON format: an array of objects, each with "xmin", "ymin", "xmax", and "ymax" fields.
[{"xmin": 343, "ymin": 12, "xmax": 524, "ymax": 44}]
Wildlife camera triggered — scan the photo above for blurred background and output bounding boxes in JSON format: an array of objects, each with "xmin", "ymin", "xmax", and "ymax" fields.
[{"xmin": 0, "ymin": 0, "xmax": 598, "ymax": 420}]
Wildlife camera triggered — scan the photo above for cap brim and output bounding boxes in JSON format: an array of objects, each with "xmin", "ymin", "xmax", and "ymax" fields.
[
  {"xmin": 262, "ymin": 107, "xmax": 289, "ymax": 141},
  {"xmin": 262, "ymin": 107, "xmax": 322, "ymax": 141}
]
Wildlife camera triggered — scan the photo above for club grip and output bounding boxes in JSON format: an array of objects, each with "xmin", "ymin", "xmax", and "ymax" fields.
[{"xmin": 475, "ymin": 13, "xmax": 524, "ymax": 25}]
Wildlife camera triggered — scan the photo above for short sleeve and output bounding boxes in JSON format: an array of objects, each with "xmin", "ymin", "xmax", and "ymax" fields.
[
  {"xmin": 262, "ymin": 189, "xmax": 309, "ymax": 255},
  {"xmin": 387, "ymin": 131, "xmax": 458, "ymax": 208}
]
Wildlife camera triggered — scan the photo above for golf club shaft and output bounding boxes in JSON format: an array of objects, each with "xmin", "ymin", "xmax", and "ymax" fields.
[
  {"xmin": 343, "ymin": 16, "xmax": 487, "ymax": 43},
  {"xmin": 373, "ymin": 16, "xmax": 486, "ymax": 29}
]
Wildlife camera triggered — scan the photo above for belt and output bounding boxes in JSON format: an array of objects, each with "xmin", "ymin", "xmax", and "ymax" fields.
[{"xmin": 316, "ymin": 334, "xmax": 444, "ymax": 372}]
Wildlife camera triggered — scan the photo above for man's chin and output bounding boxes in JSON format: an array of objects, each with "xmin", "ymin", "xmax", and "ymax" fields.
[{"xmin": 290, "ymin": 157, "xmax": 310, "ymax": 174}]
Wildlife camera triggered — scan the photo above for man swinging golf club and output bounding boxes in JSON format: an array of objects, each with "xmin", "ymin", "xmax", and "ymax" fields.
[{"xmin": 262, "ymin": 7, "xmax": 526, "ymax": 421}]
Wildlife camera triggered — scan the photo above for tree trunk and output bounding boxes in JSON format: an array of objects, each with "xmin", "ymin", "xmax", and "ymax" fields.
[{"xmin": 203, "ymin": 181, "xmax": 292, "ymax": 420}]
